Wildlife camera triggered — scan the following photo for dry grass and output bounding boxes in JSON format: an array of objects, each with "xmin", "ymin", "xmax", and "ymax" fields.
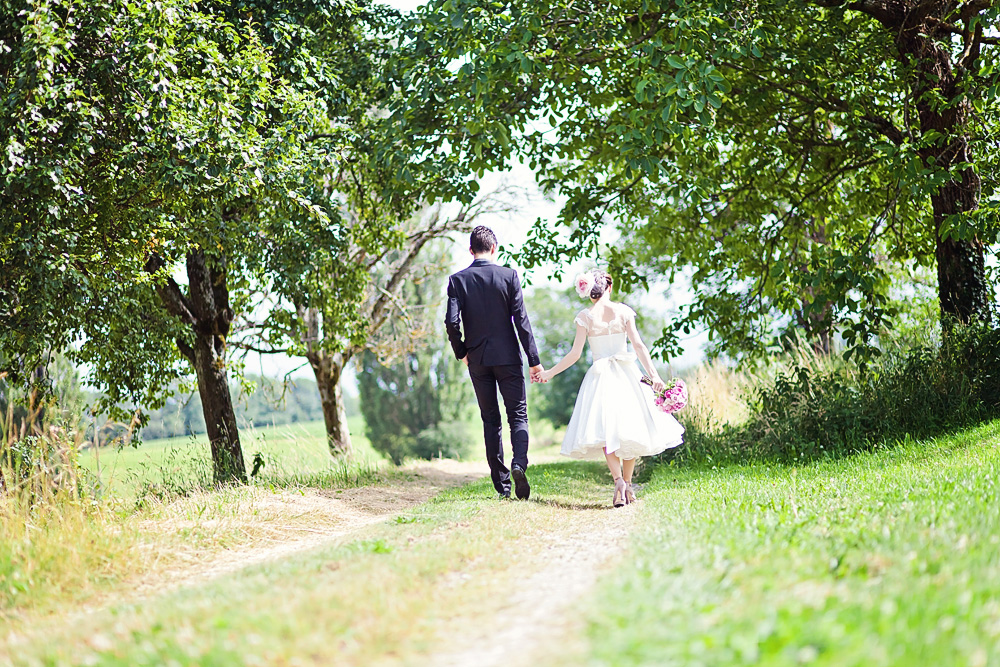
[
  {"xmin": 684, "ymin": 360, "xmax": 753, "ymax": 427},
  {"xmin": 683, "ymin": 347, "xmax": 850, "ymax": 432},
  {"xmin": 1, "ymin": 396, "xmax": 132, "ymax": 613},
  {"xmin": 0, "ymin": 401, "xmax": 402, "ymax": 621},
  {"xmin": 0, "ymin": 438, "xmax": 142, "ymax": 617},
  {"xmin": 0, "ymin": 492, "xmax": 142, "ymax": 616}
]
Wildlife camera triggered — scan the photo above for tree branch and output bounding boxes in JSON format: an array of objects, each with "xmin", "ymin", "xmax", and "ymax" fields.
[
  {"xmin": 727, "ymin": 62, "xmax": 906, "ymax": 145},
  {"xmin": 810, "ymin": 0, "xmax": 914, "ymax": 28},
  {"xmin": 144, "ymin": 254, "xmax": 197, "ymax": 326},
  {"xmin": 229, "ymin": 341, "xmax": 290, "ymax": 355}
]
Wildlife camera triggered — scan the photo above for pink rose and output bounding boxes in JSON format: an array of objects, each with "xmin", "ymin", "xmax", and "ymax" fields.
[{"xmin": 574, "ymin": 272, "xmax": 595, "ymax": 298}]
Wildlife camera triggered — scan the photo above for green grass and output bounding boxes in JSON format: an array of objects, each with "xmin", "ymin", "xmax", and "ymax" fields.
[
  {"xmin": 78, "ymin": 416, "xmax": 385, "ymax": 495},
  {"xmin": 576, "ymin": 422, "xmax": 1000, "ymax": 666},
  {"xmin": 7, "ymin": 421, "xmax": 1000, "ymax": 665}
]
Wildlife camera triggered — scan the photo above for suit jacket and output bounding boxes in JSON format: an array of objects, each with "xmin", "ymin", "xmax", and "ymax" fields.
[{"xmin": 445, "ymin": 258, "xmax": 541, "ymax": 368}]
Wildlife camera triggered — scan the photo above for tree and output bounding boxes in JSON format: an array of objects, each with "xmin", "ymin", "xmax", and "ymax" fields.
[
  {"xmin": 618, "ymin": 0, "xmax": 1000, "ymax": 358},
  {"xmin": 173, "ymin": 0, "xmax": 506, "ymax": 459},
  {"xmin": 357, "ymin": 265, "xmax": 475, "ymax": 465},
  {"xmin": 1, "ymin": 0, "xmax": 338, "ymax": 482},
  {"xmin": 287, "ymin": 204, "xmax": 475, "ymax": 458},
  {"xmin": 232, "ymin": 193, "xmax": 515, "ymax": 457},
  {"xmin": 387, "ymin": 0, "xmax": 1000, "ymax": 360}
]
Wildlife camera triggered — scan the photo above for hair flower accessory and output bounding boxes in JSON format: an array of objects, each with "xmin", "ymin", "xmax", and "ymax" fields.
[{"xmin": 574, "ymin": 272, "xmax": 595, "ymax": 298}]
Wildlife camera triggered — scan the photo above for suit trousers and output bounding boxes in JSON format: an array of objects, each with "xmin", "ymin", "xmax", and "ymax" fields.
[{"xmin": 467, "ymin": 362, "xmax": 529, "ymax": 494}]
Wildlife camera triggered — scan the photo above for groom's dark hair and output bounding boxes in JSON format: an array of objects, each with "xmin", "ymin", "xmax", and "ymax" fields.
[{"xmin": 470, "ymin": 226, "xmax": 498, "ymax": 254}]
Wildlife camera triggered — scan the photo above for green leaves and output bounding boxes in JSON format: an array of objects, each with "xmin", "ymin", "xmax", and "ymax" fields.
[
  {"xmin": 389, "ymin": 0, "xmax": 1000, "ymax": 362},
  {"xmin": 0, "ymin": 0, "xmax": 366, "ymax": 403}
]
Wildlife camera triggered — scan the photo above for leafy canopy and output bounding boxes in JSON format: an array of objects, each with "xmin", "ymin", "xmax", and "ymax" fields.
[{"xmin": 387, "ymin": 0, "xmax": 1000, "ymax": 359}]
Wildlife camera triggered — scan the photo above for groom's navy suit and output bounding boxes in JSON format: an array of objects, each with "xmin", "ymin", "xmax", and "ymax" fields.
[{"xmin": 446, "ymin": 258, "xmax": 540, "ymax": 495}]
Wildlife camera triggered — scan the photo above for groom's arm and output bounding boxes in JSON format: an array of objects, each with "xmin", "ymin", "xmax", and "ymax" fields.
[
  {"xmin": 508, "ymin": 270, "xmax": 541, "ymax": 368},
  {"xmin": 445, "ymin": 276, "xmax": 468, "ymax": 361}
]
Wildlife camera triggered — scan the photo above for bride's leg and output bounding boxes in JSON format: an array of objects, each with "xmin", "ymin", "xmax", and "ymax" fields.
[
  {"xmin": 603, "ymin": 448, "xmax": 622, "ymax": 479},
  {"xmin": 622, "ymin": 458, "xmax": 638, "ymax": 503},
  {"xmin": 604, "ymin": 448, "xmax": 626, "ymax": 507},
  {"xmin": 622, "ymin": 458, "xmax": 636, "ymax": 483}
]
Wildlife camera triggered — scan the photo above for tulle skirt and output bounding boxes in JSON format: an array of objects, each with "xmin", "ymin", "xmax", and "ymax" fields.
[{"xmin": 560, "ymin": 354, "xmax": 685, "ymax": 460}]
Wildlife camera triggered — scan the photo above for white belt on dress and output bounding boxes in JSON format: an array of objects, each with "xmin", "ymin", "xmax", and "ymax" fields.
[{"xmin": 591, "ymin": 352, "xmax": 637, "ymax": 370}]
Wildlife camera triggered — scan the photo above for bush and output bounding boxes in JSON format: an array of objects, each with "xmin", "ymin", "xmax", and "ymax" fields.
[
  {"xmin": 413, "ymin": 422, "xmax": 472, "ymax": 461},
  {"xmin": 664, "ymin": 322, "xmax": 1000, "ymax": 464},
  {"xmin": 358, "ymin": 347, "xmax": 475, "ymax": 465}
]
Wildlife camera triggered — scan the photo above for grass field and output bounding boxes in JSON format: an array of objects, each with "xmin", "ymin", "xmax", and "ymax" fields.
[
  {"xmin": 7, "ymin": 420, "xmax": 1000, "ymax": 665},
  {"xmin": 77, "ymin": 416, "xmax": 385, "ymax": 495},
  {"xmin": 579, "ymin": 421, "xmax": 1000, "ymax": 666}
]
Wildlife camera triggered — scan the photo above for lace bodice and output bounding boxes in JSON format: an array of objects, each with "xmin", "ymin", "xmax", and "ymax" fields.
[
  {"xmin": 573, "ymin": 303, "xmax": 636, "ymax": 337},
  {"xmin": 574, "ymin": 304, "xmax": 636, "ymax": 361}
]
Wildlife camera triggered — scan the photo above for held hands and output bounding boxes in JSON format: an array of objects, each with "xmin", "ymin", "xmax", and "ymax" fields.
[{"xmin": 529, "ymin": 364, "xmax": 547, "ymax": 383}]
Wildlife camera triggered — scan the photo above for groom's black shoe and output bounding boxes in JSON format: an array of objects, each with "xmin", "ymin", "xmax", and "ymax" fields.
[{"xmin": 511, "ymin": 465, "xmax": 530, "ymax": 500}]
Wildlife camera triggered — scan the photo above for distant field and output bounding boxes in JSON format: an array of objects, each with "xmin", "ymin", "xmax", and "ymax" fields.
[{"xmin": 79, "ymin": 416, "xmax": 384, "ymax": 494}]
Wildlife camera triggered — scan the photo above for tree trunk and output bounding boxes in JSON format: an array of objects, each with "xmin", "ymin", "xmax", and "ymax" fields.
[
  {"xmin": 309, "ymin": 350, "xmax": 353, "ymax": 458},
  {"xmin": 896, "ymin": 8, "xmax": 990, "ymax": 326},
  {"xmin": 933, "ymin": 186, "xmax": 989, "ymax": 326},
  {"xmin": 927, "ymin": 142, "xmax": 989, "ymax": 327},
  {"xmin": 191, "ymin": 331, "xmax": 246, "ymax": 483},
  {"xmin": 299, "ymin": 306, "xmax": 353, "ymax": 458},
  {"xmin": 150, "ymin": 249, "xmax": 247, "ymax": 483},
  {"xmin": 840, "ymin": 1, "xmax": 992, "ymax": 326},
  {"xmin": 185, "ymin": 250, "xmax": 246, "ymax": 483}
]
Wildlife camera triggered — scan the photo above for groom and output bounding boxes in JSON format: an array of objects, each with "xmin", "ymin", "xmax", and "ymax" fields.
[{"xmin": 445, "ymin": 226, "xmax": 544, "ymax": 500}]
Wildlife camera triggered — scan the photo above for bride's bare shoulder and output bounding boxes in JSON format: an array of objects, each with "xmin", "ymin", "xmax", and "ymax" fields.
[{"xmin": 612, "ymin": 302, "xmax": 637, "ymax": 318}]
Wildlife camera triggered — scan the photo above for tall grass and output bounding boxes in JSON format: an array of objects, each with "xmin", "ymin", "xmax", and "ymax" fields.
[
  {"xmin": 0, "ymin": 488, "xmax": 141, "ymax": 614},
  {"xmin": 1, "ymin": 400, "xmax": 142, "ymax": 614}
]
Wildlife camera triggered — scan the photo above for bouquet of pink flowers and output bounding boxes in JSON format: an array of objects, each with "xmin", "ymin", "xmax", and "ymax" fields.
[{"xmin": 641, "ymin": 376, "xmax": 687, "ymax": 413}]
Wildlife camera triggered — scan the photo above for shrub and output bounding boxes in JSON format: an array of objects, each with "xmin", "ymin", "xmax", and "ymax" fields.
[
  {"xmin": 663, "ymin": 322, "xmax": 1000, "ymax": 465},
  {"xmin": 414, "ymin": 422, "xmax": 472, "ymax": 460},
  {"xmin": 358, "ymin": 348, "xmax": 475, "ymax": 464}
]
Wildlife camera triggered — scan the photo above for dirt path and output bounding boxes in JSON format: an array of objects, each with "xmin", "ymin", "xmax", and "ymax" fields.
[
  {"xmin": 131, "ymin": 459, "xmax": 486, "ymax": 599},
  {"xmin": 428, "ymin": 498, "xmax": 639, "ymax": 667}
]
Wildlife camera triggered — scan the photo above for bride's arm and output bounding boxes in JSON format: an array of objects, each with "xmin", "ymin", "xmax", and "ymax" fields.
[
  {"xmin": 625, "ymin": 317, "xmax": 666, "ymax": 392},
  {"xmin": 538, "ymin": 325, "xmax": 588, "ymax": 382}
]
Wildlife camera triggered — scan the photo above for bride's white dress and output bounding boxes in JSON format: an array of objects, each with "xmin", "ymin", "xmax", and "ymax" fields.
[{"xmin": 560, "ymin": 304, "xmax": 685, "ymax": 460}]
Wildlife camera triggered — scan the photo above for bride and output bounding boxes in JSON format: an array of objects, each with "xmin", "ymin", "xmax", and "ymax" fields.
[{"xmin": 536, "ymin": 269, "xmax": 684, "ymax": 507}]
